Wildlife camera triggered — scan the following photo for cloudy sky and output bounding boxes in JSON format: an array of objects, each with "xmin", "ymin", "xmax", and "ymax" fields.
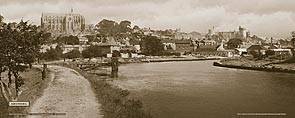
[{"xmin": 1, "ymin": 0, "xmax": 295, "ymax": 38}]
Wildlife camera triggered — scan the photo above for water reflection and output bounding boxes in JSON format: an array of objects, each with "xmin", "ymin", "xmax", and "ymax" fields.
[{"xmin": 111, "ymin": 61, "xmax": 295, "ymax": 118}]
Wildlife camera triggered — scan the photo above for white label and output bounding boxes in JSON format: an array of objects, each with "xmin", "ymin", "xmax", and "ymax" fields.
[{"xmin": 9, "ymin": 102, "xmax": 30, "ymax": 107}]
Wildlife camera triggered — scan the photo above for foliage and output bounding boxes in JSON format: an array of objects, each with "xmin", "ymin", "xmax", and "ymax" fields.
[
  {"xmin": 85, "ymin": 35, "xmax": 99, "ymax": 42},
  {"xmin": 55, "ymin": 35, "xmax": 80, "ymax": 45},
  {"xmin": 227, "ymin": 38, "xmax": 243, "ymax": 49},
  {"xmin": 161, "ymin": 51, "xmax": 181, "ymax": 56},
  {"xmin": 292, "ymin": 37, "xmax": 295, "ymax": 49},
  {"xmin": 0, "ymin": 19, "xmax": 47, "ymax": 101},
  {"xmin": 118, "ymin": 20, "xmax": 131, "ymax": 33},
  {"xmin": 40, "ymin": 45, "xmax": 63, "ymax": 61},
  {"xmin": 63, "ymin": 49, "xmax": 81, "ymax": 59},
  {"xmin": 95, "ymin": 19, "xmax": 132, "ymax": 36},
  {"xmin": 248, "ymin": 50, "xmax": 263, "ymax": 59},
  {"xmin": 283, "ymin": 56, "xmax": 295, "ymax": 63},
  {"xmin": 0, "ymin": 15, "xmax": 3, "ymax": 23},
  {"xmin": 112, "ymin": 50, "xmax": 121, "ymax": 57},
  {"xmin": 265, "ymin": 50, "xmax": 275, "ymax": 57},
  {"xmin": 82, "ymin": 45, "xmax": 104, "ymax": 59},
  {"xmin": 140, "ymin": 36, "xmax": 164, "ymax": 56}
]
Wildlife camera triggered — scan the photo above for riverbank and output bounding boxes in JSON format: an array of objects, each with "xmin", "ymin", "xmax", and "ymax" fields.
[
  {"xmin": 139, "ymin": 57, "xmax": 221, "ymax": 63},
  {"xmin": 61, "ymin": 56, "xmax": 223, "ymax": 65},
  {"xmin": 54, "ymin": 62, "xmax": 153, "ymax": 118},
  {"xmin": 0, "ymin": 67, "xmax": 51, "ymax": 118},
  {"xmin": 214, "ymin": 58, "xmax": 295, "ymax": 73}
]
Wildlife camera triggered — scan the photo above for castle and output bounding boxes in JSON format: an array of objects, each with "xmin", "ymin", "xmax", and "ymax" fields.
[{"xmin": 206, "ymin": 26, "xmax": 250, "ymax": 41}]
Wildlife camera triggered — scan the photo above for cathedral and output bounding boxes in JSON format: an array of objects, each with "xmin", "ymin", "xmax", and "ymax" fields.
[{"xmin": 41, "ymin": 9, "xmax": 85, "ymax": 35}]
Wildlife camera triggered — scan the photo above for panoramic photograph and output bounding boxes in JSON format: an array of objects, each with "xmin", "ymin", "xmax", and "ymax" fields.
[{"xmin": 0, "ymin": 0, "xmax": 295, "ymax": 118}]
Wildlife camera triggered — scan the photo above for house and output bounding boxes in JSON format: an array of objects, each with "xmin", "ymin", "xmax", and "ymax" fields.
[
  {"xmin": 162, "ymin": 39, "xmax": 177, "ymax": 51},
  {"xmin": 97, "ymin": 37, "xmax": 121, "ymax": 57},
  {"xmin": 175, "ymin": 40, "xmax": 194, "ymax": 53},
  {"xmin": 216, "ymin": 41, "xmax": 226, "ymax": 51},
  {"xmin": 62, "ymin": 44, "xmax": 90, "ymax": 54},
  {"xmin": 268, "ymin": 49, "xmax": 293, "ymax": 59},
  {"xmin": 40, "ymin": 43, "xmax": 58, "ymax": 53},
  {"xmin": 195, "ymin": 39, "xmax": 218, "ymax": 52},
  {"xmin": 129, "ymin": 39, "xmax": 141, "ymax": 53},
  {"xmin": 234, "ymin": 48, "xmax": 248, "ymax": 56},
  {"xmin": 263, "ymin": 44, "xmax": 278, "ymax": 50},
  {"xmin": 78, "ymin": 36, "xmax": 89, "ymax": 45}
]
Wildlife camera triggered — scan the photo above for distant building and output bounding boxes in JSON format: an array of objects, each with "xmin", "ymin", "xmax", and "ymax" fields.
[
  {"xmin": 62, "ymin": 44, "xmax": 89, "ymax": 54},
  {"xmin": 162, "ymin": 39, "xmax": 177, "ymax": 51},
  {"xmin": 41, "ymin": 9, "xmax": 85, "ymax": 35},
  {"xmin": 97, "ymin": 37, "xmax": 121, "ymax": 57},
  {"xmin": 269, "ymin": 49, "xmax": 293, "ymax": 58},
  {"xmin": 210, "ymin": 26, "xmax": 250, "ymax": 42},
  {"xmin": 175, "ymin": 40, "xmax": 194, "ymax": 53}
]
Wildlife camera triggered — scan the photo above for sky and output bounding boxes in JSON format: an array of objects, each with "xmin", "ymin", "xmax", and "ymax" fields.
[{"xmin": 1, "ymin": 0, "xmax": 295, "ymax": 38}]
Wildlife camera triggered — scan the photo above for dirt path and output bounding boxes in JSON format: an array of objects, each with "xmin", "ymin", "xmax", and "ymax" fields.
[{"xmin": 28, "ymin": 65, "xmax": 102, "ymax": 118}]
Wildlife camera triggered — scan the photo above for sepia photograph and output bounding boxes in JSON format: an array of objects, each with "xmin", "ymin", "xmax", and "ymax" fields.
[{"xmin": 0, "ymin": 0, "xmax": 295, "ymax": 118}]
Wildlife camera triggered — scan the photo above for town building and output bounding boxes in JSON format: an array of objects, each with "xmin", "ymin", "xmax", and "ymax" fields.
[
  {"xmin": 162, "ymin": 39, "xmax": 177, "ymax": 51},
  {"xmin": 41, "ymin": 9, "xmax": 86, "ymax": 35},
  {"xmin": 175, "ymin": 40, "xmax": 194, "ymax": 53},
  {"xmin": 62, "ymin": 44, "xmax": 90, "ymax": 54}
]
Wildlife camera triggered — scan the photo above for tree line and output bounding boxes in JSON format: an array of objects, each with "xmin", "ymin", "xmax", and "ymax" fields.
[{"xmin": 0, "ymin": 16, "xmax": 48, "ymax": 102}]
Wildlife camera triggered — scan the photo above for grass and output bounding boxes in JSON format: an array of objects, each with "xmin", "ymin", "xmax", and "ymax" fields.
[
  {"xmin": 0, "ymin": 67, "xmax": 51, "ymax": 118},
  {"xmin": 59, "ymin": 62, "xmax": 153, "ymax": 118}
]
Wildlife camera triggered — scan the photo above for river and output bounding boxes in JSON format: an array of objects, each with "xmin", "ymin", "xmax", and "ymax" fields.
[{"xmin": 111, "ymin": 60, "xmax": 295, "ymax": 118}]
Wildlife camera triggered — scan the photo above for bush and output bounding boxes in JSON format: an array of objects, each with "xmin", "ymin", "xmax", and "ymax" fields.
[
  {"xmin": 40, "ymin": 45, "xmax": 63, "ymax": 61},
  {"xmin": 162, "ymin": 52, "xmax": 181, "ymax": 56},
  {"xmin": 141, "ymin": 36, "xmax": 164, "ymax": 56},
  {"xmin": 249, "ymin": 50, "xmax": 263, "ymax": 59},
  {"xmin": 64, "ymin": 49, "xmax": 81, "ymax": 59},
  {"xmin": 82, "ymin": 45, "xmax": 104, "ymax": 60},
  {"xmin": 55, "ymin": 35, "xmax": 80, "ymax": 45},
  {"xmin": 265, "ymin": 50, "xmax": 275, "ymax": 57}
]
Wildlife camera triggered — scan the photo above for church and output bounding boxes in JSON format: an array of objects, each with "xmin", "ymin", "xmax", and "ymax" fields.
[{"xmin": 41, "ymin": 9, "xmax": 85, "ymax": 35}]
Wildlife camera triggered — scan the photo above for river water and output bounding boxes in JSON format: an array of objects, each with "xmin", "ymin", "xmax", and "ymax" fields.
[{"xmin": 111, "ymin": 61, "xmax": 295, "ymax": 118}]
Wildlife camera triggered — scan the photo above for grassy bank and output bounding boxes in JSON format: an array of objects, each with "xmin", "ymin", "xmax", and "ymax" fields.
[
  {"xmin": 57, "ymin": 62, "xmax": 152, "ymax": 118},
  {"xmin": 215, "ymin": 57, "xmax": 295, "ymax": 73},
  {"xmin": 0, "ymin": 67, "xmax": 51, "ymax": 118}
]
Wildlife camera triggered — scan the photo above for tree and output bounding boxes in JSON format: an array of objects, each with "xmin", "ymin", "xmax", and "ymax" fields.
[
  {"xmin": 133, "ymin": 25, "xmax": 140, "ymax": 30},
  {"xmin": 265, "ymin": 50, "xmax": 275, "ymax": 57},
  {"xmin": 291, "ymin": 32, "xmax": 295, "ymax": 49},
  {"xmin": 95, "ymin": 19, "xmax": 118, "ymax": 36},
  {"xmin": 55, "ymin": 35, "xmax": 79, "ymax": 45},
  {"xmin": 227, "ymin": 38, "xmax": 243, "ymax": 49},
  {"xmin": 0, "ymin": 19, "xmax": 47, "ymax": 102},
  {"xmin": 141, "ymin": 36, "xmax": 164, "ymax": 56},
  {"xmin": 118, "ymin": 20, "xmax": 131, "ymax": 33},
  {"xmin": 82, "ymin": 45, "xmax": 104, "ymax": 60},
  {"xmin": 95, "ymin": 19, "xmax": 133, "ymax": 36},
  {"xmin": 0, "ymin": 15, "xmax": 3, "ymax": 23},
  {"xmin": 40, "ymin": 45, "xmax": 63, "ymax": 61},
  {"xmin": 64, "ymin": 49, "xmax": 81, "ymax": 59},
  {"xmin": 85, "ymin": 35, "xmax": 98, "ymax": 42}
]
